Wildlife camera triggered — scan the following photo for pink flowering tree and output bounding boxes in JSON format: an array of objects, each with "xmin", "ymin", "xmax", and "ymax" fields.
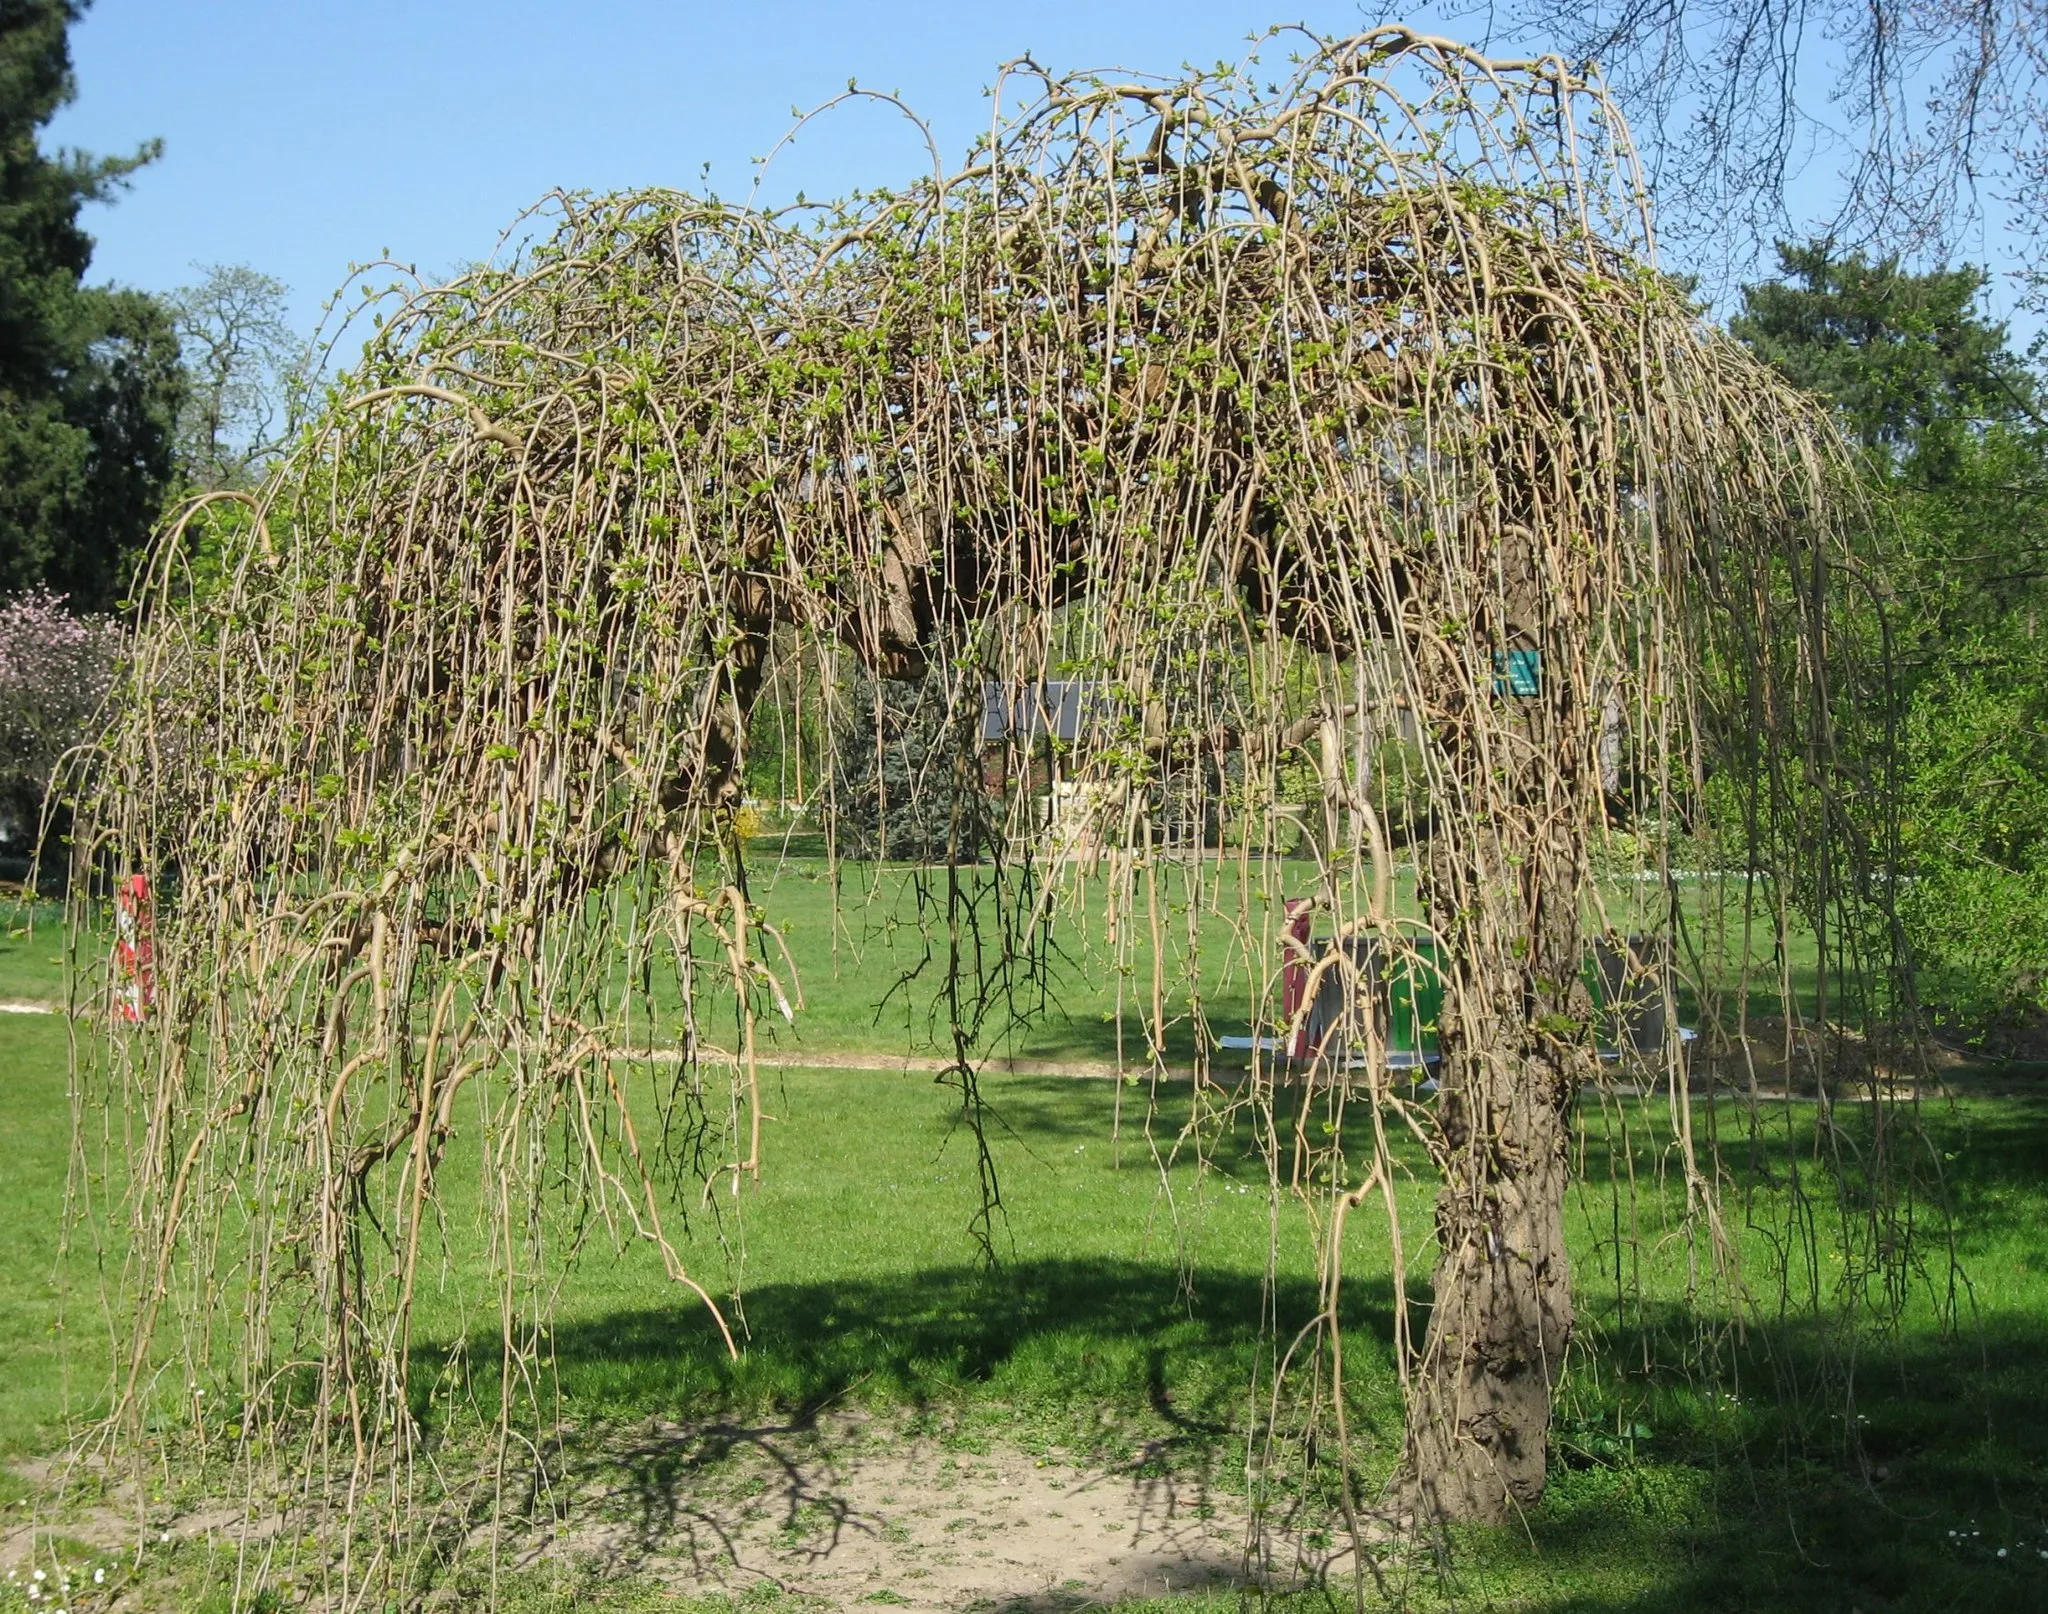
[{"xmin": 0, "ymin": 589, "xmax": 123, "ymax": 851}]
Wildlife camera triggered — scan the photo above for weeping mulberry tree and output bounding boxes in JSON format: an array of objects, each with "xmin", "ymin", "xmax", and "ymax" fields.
[{"xmin": 65, "ymin": 27, "xmax": 1898, "ymax": 1585}]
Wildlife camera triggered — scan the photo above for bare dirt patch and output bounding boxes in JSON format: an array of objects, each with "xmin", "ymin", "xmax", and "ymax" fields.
[
  {"xmin": 4, "ymin": 1414, "xmax": 1301, "ymax": 1611},
  {"xmin": 530, "ymin": 1411, "xmax": 1270, "ymax": 1610}
]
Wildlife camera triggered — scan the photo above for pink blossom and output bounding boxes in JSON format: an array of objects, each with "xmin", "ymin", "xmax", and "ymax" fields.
[{"xmin": 0, "ymin": 589, "xmax": 123, "ymax": 843}]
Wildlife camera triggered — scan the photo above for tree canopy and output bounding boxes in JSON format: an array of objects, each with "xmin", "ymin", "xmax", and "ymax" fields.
[
  {"xmin": 1733, "ymin": 244, "xmax": 2038, "ymax": 468},
  {"xmin": 1495, "ymin": 0, "xmax": 2048, "ymax": 268},
  {"xmin": 168, "ymin": 261, "xmax": 299, "ymax": 490}
]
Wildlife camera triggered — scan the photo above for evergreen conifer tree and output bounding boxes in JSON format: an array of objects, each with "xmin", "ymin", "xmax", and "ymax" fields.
[
  {"xmin": 0, "ymin": 0, "xmax": 183, "ymax": 607},
  {"xmin": 830, "ymin": 671, "xmax": 988, "ymax": 863}
]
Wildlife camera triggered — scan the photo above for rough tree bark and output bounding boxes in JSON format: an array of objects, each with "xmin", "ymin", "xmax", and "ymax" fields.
[{"xmin": 1401, "ymin": 837, "xmax": 1589, "ymax": 1521}]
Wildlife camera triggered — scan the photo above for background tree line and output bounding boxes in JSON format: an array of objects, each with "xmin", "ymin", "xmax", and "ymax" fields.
[{"xmin": 1731, "ymin": 245, "xmax": 2048, "ymax": 1033}]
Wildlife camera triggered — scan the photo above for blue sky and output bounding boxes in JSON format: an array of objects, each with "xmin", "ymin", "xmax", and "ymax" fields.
[
  {"xmin": 43, "ymin": 1, "xmax": 2029, "ymax": 347},
  {"xmin": 47, "ymin": 1, "xmax": 1434, "ymax": 338}
]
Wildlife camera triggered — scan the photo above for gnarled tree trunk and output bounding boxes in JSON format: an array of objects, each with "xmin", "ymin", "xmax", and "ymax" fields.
[{"xmin": 1401, "ymin": 898, "xmax": 1587, "ymax": 1521}]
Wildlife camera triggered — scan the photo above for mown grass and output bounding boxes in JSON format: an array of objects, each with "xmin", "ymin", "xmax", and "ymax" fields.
[
  {"xmin": 6, "ymin": 882, "xmax": 2046, "ymax": 1611},
  {"xmin": 0, "ymin": 1008, "xmax": 77, "ymax": 1485},
  {"xmin": 10, "ymin": 853, "xmax": 1825, "ymax": 1061},
  {"xmin": 0, "ymin": 900, "xmax": 69, "ymax": 1005},
  {"xmin": 589, "ymin": 853, "xmax": 1831, "ymax": 1067}
]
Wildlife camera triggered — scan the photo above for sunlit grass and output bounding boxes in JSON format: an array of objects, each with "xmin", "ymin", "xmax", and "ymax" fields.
[{"xmin": 5, "ymin": 881, "xmax": 2043, "ymax": 1609}]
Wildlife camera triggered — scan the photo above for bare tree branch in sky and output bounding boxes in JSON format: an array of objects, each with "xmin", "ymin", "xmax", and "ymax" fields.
[
  {"xmin": 168, "ymin": 262, "xmax": 302, "ymax": 488},
  {"xmin": 1481, "ymin": 0, "xmax": 2046, "ymax": 278}
]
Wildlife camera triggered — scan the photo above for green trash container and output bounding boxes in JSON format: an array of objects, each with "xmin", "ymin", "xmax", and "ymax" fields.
[{"xmin": 1297, "ymin": 935, "xmax": 1443, "ymax": 1068}]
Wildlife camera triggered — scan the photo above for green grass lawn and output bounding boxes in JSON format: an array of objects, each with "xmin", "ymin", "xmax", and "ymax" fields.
[
  {"xmin": 0, "ymin": 1009, "xmax": 81, "ymax": 1476},
  {"xmin": 6, "ymin": 854, "xmax": 1832, "ymax": 1061},
  {"xmin": 0, "ymin": 902, "xmax": 86, "ymax": 1478},
  {"xmin": 571, "ymin": 853, "xmax": 1838, "ymax": 1070},
  {"xmin": 5, "ymin": 881, "xmax": 2047, "ymax": 1610},
  {"xmin": 0, "ymin": 900, "xmax": 69, "ymax": 1005}
]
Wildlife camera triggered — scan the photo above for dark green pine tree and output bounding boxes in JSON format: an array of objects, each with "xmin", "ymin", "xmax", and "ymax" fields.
[
  {"xmin": 1731, "ymin": 243, "xmax": 2033, "ymax": 480},
  {"xmin": 830, "ymin": 671, "xmax": 988, "ymax": 864},
  {"xmin": 0, "ymin": 0, "xmax": 183, "ymax": 608}
]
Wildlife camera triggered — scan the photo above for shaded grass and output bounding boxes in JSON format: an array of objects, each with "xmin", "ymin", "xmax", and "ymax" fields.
[{"xmin": 399, "ymin": 1067, "xmax": 1412, "ymax": 1458}]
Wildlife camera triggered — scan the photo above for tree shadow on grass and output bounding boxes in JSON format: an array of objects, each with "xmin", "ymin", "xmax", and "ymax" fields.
[
  {"xmin": 536, "ymin": 1258, "xmax": 1398, "ymax": 1445},
  {"xmin": 1451, "ymin": 1295, "xmax": 2048, "ymax": 1614},
  {"xmin": 439, "ymin": 1248, "xmax": 2048, "ymax": 1613},
  {"xmin": 406, "ymin": 1094, "xmax": 2048, "ymax": 1610},
  {"xmin": 466, "ymin": 1260, "xmax": 1395, "ymax": 1599}
]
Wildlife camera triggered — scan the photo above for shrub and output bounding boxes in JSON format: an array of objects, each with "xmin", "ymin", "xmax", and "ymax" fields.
[
  {"xmin": 0, "ymin": 589, "xmax": 121, "ymax": 850},
  {"xmin": 1899, "ymin": 659, "xmax": 2048, "ymax": 1018}
]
